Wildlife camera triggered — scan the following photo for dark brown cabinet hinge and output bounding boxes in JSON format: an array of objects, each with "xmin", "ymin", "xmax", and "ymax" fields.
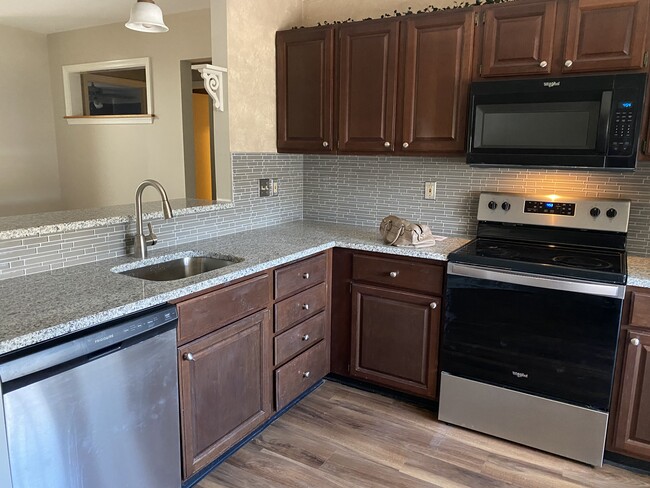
[
  {"xmin": 474, "ymin": 12, "xmax": 479, "ymax": 26},
  {"xmin": 644, "ymin": 51, "xmax": 649, "ymax": 68},
  {"xmin": 482, "ymin": 11, "xmax": 486, "ymax": 24}
]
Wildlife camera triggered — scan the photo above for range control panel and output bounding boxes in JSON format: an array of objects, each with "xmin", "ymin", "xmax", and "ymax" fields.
[
  {"xmin": 477, "ymin": 192, "xmax": 630, "ymax": 233},
  {"xmin": 524, "ymin": 200, "xmax": 576, "ymax": 216}
]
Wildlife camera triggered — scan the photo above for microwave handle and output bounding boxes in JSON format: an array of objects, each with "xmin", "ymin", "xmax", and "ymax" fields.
[{"xmin": 596, "ymin": 91, "xmax": 613, "ymax": 154}]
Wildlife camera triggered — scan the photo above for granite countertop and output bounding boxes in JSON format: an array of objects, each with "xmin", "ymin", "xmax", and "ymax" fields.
[
  {"xmin": 628, "ymin": 256, "xmax": 650, "ymax": 288},
  {"xmin": 0, "ymin": 221, "xmax": 470, "ymax": 356}
]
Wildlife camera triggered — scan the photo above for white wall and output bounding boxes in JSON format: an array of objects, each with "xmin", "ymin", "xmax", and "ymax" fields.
[
  {"xmin": 47, "ymin": 10, "xmax": 212, "ymax": 209},
  {"xmin": 0, "ymin": 25, "xmax": 62, "ymax": 217}
]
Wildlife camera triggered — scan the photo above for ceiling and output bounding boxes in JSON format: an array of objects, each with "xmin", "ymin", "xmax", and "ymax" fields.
[{"xmin": 0, "ymin": 0, "xmax": 211, "ymax": 34}]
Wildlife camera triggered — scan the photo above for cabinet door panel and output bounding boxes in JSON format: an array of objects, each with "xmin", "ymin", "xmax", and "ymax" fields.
[
  {"xmin": 563, "ymin": 0, "xmax": 649, "ymax": 73},
  {"xmin": 481, "ymin": 0, "xmax": 557, "ymax": 77},
  {"xmin": 612, "ymin": 330, "xmax": 650, "ymax": 460},
  {"xmin": 350, "ymin": 283, "xmax": 440, "ymax": 398},
  {"xmin": 400, "ymin": 10, "xmax": 474, "ymax": 153},
  {"xmin": 338, "ymin": 20, "xmax": 399, "ymax": 152},
  {"xmin": 178, "ymin": 310, "xmax": 271, "ymax": 478},
  {"xmin": 276, "ymin": 27, "xmax": 334, "ymax": 152}
]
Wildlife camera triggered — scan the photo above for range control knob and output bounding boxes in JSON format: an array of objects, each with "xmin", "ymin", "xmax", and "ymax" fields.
[
  {"xmin": 606, "ymin": 208, "xmax": 618, "ymax": 218},
  {"xmin": 488, "ymin": 201, "xmax": 498, "ymax": 210},
  {"xmin": 502, "ymin": 201, "xmax": 511, "ymax": 211},
  {"xmin": 590, "ymin": 207, "xmax": 601, "ymax": 218}
]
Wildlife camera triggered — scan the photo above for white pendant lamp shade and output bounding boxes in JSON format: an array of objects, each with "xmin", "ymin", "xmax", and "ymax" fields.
[{"xmin": 126, "ymin": 0, "xmax": 169, "ymax": 33}]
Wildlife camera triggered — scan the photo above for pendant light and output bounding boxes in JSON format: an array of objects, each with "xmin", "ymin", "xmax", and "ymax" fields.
[{"xmin": 125, "ymin": 0, "xmax": 169, "ymax": 33}]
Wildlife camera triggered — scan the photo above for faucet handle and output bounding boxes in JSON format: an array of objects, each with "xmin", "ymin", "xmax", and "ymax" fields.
[{"xmin": 146, "ymin": 222, "xmax": 158, "ymax": 246}]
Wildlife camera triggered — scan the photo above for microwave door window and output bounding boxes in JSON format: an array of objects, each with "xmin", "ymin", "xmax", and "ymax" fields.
[{"xmin": 473, "ymin": 101, "xmax": 600, "ymax": 151}]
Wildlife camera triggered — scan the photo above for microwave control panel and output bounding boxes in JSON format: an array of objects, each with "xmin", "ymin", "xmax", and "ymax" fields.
[{"xmin": 610, "ymin": 100, "xmax": 638, "ymax": 156}]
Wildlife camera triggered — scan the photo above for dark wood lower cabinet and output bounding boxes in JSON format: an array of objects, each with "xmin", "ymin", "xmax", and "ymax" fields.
[
  {"xmin": 178, "ymin": 310, "xmax": 272, "ymax": 478},
  {"xmin": 610, "ymin": 329, "xmax": 650, "ymax": 459},
  {"xmin": 350, "ymin": 283, "xmax": 441, "ymax": 399}
]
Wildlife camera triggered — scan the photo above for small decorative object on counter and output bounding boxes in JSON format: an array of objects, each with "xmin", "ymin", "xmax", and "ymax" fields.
[{"xmin": 379, "ymin": 215, "xmax": 445, "ymax": 248}]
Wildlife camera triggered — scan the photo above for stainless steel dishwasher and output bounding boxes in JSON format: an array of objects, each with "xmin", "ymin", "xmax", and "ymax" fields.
[{"xmin": 0, "ymin": 305, "xmax": 181, "ymax": 488}]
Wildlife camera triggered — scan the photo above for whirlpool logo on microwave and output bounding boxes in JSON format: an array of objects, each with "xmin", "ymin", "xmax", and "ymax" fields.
[
  {"xmin": 543, "ymin": 81, "xmax": 561, "ymax": 88},
  {"xmin": 512, "ymin": 371, "xmax": 529, "ymax": 379}
]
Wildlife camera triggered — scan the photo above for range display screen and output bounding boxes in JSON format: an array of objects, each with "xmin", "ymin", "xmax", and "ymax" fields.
[{"xmin": 524, "ymin": 200, "xmax": 576, "ymax": 216}]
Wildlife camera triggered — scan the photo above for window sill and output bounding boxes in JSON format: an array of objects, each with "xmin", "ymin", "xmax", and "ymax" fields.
[{"xmin": 64, "ymin": 115, "xmax": 155, "ymax": 125}]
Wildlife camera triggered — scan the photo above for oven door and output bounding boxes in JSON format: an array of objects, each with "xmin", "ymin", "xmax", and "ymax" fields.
[{"xmin": 442, "ymin": 262, "xmax": 624, "ymax": 412}]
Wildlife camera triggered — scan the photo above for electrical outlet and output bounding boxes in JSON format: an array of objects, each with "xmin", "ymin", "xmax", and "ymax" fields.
[
  {"xmin": 272, "ymin": 179, "xmax": 279, "ymax": 196},
  {"xmin": 259, "ymin": 178, "xmax": 271, "ymax": 197},
  {"xmin": 424, "ymin": 182, "xmax": 437, "ymax": 200}
]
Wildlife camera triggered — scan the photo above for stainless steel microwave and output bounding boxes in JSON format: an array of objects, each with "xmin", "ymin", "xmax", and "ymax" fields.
[{"xmin": 466, "ymin": 73, "xmax": 647, "ymax": 170}]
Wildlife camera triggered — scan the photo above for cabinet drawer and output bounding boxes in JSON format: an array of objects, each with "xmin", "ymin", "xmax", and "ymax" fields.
[
  {"xmin": 177, "ymin": 274, "xmax": 270, "ymax": 344},
  {"xmin": 352, "ymin": 253, "xmax": 443, "ymax": 295},
  {"xmin": 275, "ymin": 253, "xmax": 327, "ymax": 300},
  {"xmin": 275, "ymin": 340, "xmax": 328, "ymax": 410},
  {"xmin": 274, "ymin": 282, "xmax": 328, "ymax": 333},
  {"xmin": 629, "ymin": 290, "xmax": 650, "ymax": 328},
  {"xmin": 274, "ymin": 311, "xmax": 326, "ymax": 366}
]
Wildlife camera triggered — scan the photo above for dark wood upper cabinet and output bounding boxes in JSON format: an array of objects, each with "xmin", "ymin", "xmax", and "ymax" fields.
[
  {"xmin": 399, "ymin": 10, "xmax": 475, "ymax": 153},
  {"xmin": 338, "ymin": 20, "xmax": 399, "ymax": 153},
  {"xmin": 611, "ymin": 329, "xmax": 650, "ymax": 459},
  {"xmin": 480, "ymin": 0, "xmax": 558, "ymax": 77},
  {"xmin": 276, "ymin": 27, "xmax": 334, "ymax": 153},
  {"xmin": 563, "ymin": 0, "xmax": 649, "ymax": 73}
]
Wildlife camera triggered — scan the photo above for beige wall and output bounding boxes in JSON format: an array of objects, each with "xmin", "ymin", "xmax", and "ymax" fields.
[
  {"xmin": 48, "ymin": 10, "xmax": 211, "ymax": 209},
  {"xmin": 226, "ymin": 0, "xmax": 302, "ymax": 152},
  {"xmin": 0, "ymin": 25, "xmax": 62, "ymax": 217}
]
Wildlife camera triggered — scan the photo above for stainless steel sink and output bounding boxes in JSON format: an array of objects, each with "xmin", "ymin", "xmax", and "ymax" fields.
[{"xmin": 117, "ymin": 256, "xmax": 240, "ymax": 281}]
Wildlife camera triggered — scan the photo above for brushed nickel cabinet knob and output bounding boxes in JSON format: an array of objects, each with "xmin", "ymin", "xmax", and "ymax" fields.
[
  {"xmin": 302, "ymin": 303, "xmax": 310, "ymax": 311},
  {"xmin": 323, "ymin": 141, "xmax": 329, "ymax": 147},
  {"xmin": 389, "ymin": 271, "xmax": 398, "ymax": 278},
  {"xmin": 564, "ymin": 59, "xmax": 573, "ymax": 68},
  {"xmin": 303, "ymin": 371, "xmax": 311, "ymax": 378},
  {"xmin": 183, "ymin": 353, "xmax": 195, "ymax": 362},
  {"xmin": 402, "ymin": 142, "xmax": 409, "ymax": 149},
  {"xmin": 539, "ymin": 60, "xmax": 548, "ymax": 68},
  {"xmin": 430, "ymin": 302, "xmax": 438, "ymax": 309},
  {"xmin": 631, "ymin": 337, "xmax": 641, "ymax": 346},
  {"xmin": 302, "ymin": 334, "xmax": 310, "ymax": 341},
  {"xmin": 384, "ymin": 141, "xmax": 391, "ymax": 148},
  {"xmin": 303, "ymin": 272, "xmax": 310, "ymax": 279}
]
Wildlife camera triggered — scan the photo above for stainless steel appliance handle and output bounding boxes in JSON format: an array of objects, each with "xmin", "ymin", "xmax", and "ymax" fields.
[
  {"xmin": 447, "ymin": 262, "xmax": 625, "ymax": 299},
  {"xmin": 596, "ymin": 90, "xmax": 613, "ymax": 154}
]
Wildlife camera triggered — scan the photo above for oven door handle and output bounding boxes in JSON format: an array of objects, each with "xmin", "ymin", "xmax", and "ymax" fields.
[{"xmin": 447, "ymin": 262, "xmax": 625, "ymax": 299}]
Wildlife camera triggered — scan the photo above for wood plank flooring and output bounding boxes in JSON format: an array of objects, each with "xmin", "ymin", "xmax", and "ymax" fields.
[{"xmin": 198, "ymin": 381, "xmax": 650, "ymax": 488}]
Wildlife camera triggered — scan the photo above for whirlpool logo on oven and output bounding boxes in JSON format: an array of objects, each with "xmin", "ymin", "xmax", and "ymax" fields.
[
  {"xmin": 543, "ymin": 81, "xmax": 561, "ymax": 88},
  {"xmin": 512, "ymin": 371, "xmax": 529, "ymax": 379}
]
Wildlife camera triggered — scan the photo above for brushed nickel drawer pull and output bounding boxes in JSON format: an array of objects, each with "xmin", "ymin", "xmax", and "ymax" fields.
[
  {"xmin": 302, "ymin": 303, "xmax": 310, "ymax": 311},
  {"xmin": 389, "ymin": 271, "xmax": 398, "ymax": 278},
  {"xmin": 303, "ymin": 272, "xmax": 310, "ymax": 279},
  {"xmin": 430, "ymin": 302, "xmax": 438, "ymax": 309},
  {"xmin": 183, "ymin": 353, "xmax": 195, "ymax": 362},
  {"xmin": 303, "ymin": 371, "xmax": 311, "ymax": 378},
  {"xmin": 302, "ymin": 334, "xmax": 310, "ymax": 341},
  {"xmin": 631, "ymin": 337, "xmax": 641, "ymax": 346}
]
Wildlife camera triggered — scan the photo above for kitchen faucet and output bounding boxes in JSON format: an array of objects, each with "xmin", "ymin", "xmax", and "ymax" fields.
[{"xmin": 133, "ymin": 179, "xmax": 173, "ymax": 259}]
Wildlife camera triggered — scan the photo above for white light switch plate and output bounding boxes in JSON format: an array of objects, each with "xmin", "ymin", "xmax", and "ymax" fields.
[{"xmin": 424, "ymin": 182, "xmax": 437, "ymax": 200}]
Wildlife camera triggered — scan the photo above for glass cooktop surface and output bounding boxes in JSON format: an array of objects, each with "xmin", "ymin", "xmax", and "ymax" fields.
[{"xmin": 449, "ymin": 238, "xmax": 626, "ymax": 284}]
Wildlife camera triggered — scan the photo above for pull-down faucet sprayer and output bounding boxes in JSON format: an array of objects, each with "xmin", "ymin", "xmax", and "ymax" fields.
[{"xmin": 133, "ymin": 179, "xmax": 173, "ymax": 259}]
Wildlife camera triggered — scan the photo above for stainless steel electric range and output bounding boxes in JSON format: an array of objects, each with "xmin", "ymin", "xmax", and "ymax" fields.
[{"xmin": 439, "ymin": 192, "xmax": 631, "ymax": 467}]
